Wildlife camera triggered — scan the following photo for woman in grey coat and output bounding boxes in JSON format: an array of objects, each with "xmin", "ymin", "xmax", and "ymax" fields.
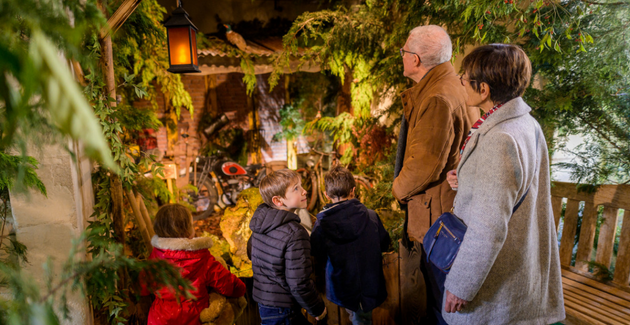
[{"xmin": 443, "ymin": 44, "xmax": 565, "ymax": 324}]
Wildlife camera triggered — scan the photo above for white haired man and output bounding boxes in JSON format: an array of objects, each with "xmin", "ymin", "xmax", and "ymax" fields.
[{"xmin": 392, "ymin": 25, "xmax": 479, "ymax": 324}]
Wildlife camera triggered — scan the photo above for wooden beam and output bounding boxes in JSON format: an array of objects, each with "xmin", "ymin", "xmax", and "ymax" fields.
[
  {"xmin": 100, "ymin": 0, "xmax": 143, "ymax": 39},
  {"xmin": 552, "ymin": 181, "xmax": 630, "ymax": 210}
]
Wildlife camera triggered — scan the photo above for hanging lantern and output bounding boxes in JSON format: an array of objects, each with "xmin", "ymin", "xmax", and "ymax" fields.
[{"xmin": 164, "ymin": 0, "xmax": 200, "ymax": 73}]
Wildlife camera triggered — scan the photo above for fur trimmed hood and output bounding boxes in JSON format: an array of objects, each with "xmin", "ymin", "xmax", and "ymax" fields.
[{"xmin": 151, "ymin": 235, "xmax": 213, "ymax": 251}]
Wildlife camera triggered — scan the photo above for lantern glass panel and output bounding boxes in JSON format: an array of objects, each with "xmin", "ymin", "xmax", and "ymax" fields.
[
  {"xmin": 191, "ymin": 30, "xmax": 198, "ymax": 66},
  {"xmin": 168, "ymin": 27, "xmax": 192, "ymax": 65}
]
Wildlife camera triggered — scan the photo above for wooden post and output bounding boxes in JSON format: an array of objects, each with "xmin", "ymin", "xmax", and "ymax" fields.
[
  {"xmin": 100, "ymin": 0, "xmax": 143, "ymax": 39},
  {"xmin": 285, "ymin": 75, "xmax": 298, "ymax": 170},
  {"xmin": 98, "ymin": 0, "xmax": 128, "ymax": 250},
  {"xmin": 551, "ymin": 196, "xmax": 563, "ymax": 232},
  {"xmin": 575, "ymin": 201, "xmax": 598, "ymax": 271},
  {"xmin": 559, "ymin": 199, "xmax": 580, "ymax": 266},
  {"xmin": 336, "ymin": 68, "xmax": 354, "ymax": 159},
  {"xmin": 206, "ymin": 74, "xmax": 219, "ymax": 117},
  {"xmin": 373, "ymin": 251, "xmax": 401, "ymax": 324},
  {"xmin": 336, "ymin": 67, "xmax": 353, "ymax": 116},
  {"xmin": 136, "ymin": 192, "xmax": 155, "ymax": 238},
  {"xmin": 595, "ymin": 206, "xmax": 620, "ymax": 268},
  {"xmin": 125, "ymin": 189, "xmax": 152, "ymax": 250},
  {"xmin": 247, "ymin": 91, "xmax": 262, "ymax": 165},
  {"xmin": 613, "ymin": 210, "xmax": 630, "ymax": 286}
]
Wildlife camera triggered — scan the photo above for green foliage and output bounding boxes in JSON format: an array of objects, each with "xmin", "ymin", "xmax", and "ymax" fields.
[
  {"xmin": 0, "ymin": 233, "xmax": 193, "ymax": 325},
  {"xmin": 0, "ymin": 153, "xmax": 46, "ymax": 196},
  {"xmin": 274, "ymin": 0, "xmax": 630, "ymax": 185},
  {"xmin": 112, "ymin": 0, "xmax": 193, "ymax": 118},
  {"xmin": 273, "ymin": 104, "xmax": 306, "ymax": 142},
  {"xmin": 305, "ymin": 113, "xmax": 356, "ymax": 147},
  {"xmin": 0, "ymin": 0, "xmax": 116, "ymax": 170},
  {"xmin": 586, "ymin": 261, "xmax": 614, "ymax": 282}
]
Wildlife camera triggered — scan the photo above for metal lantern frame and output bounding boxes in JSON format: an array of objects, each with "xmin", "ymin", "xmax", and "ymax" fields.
[{"xmin": 164, "ymin": 1, "xmax": 200, "ymax": 73}]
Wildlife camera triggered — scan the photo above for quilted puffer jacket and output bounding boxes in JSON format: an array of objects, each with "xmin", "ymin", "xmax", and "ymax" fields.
[{"xmin": 249, "ymin": 203, "xmax": 325, "ymax": 317}]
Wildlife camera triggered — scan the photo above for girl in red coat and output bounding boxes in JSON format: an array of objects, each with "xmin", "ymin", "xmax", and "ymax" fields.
[{"xmin": 144, "ymin": 203, "xmax": 246, "ymax": 325}]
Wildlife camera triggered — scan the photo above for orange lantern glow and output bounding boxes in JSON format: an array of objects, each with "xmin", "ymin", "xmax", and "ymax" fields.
[{"xmin": 164, "ymin": 2, "xmax": 200, "ymax": 73}]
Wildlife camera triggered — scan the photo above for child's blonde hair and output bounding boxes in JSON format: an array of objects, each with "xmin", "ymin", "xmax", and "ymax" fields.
[
  {"xmin": 153, "ymin": 203, "xmax": 194, "ymax": 238},
  {"xmin": 259, "ymin": 169, "xmax": 301, "ymax": 208}
]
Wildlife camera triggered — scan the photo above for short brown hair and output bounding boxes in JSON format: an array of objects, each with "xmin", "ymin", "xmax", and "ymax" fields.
[
  {"xmin": 461, "ymin": 44, "xmax": 532, "ymax": 104},
  {"xmin": 324, "ymin": 166, "xmax": 356, "ymax": 200},
  {"xmin": 259, "ymin": 169, "xmax": 301, "ymax": 207},
  {"xmin": 153, "ymin": 204, "xmax": 193, "ymax": 238}
]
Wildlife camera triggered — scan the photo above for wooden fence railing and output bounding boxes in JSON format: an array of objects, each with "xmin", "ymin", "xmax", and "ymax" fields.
[{"xmin": 552, "ymin": 182, "xmax": 630, "ymax": 287}]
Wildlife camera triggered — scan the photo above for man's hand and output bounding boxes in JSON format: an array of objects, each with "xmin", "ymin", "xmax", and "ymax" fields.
[
  {"xmin": 446, "ymin": 169, "xmax": 458, "ymax": 190},
  {"xmin": 444, "ymin": 290, "xmax": 468, "ymax": 313}
]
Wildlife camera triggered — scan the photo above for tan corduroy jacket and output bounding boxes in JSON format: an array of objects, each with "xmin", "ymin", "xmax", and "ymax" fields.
[{"xmin": 392, "ymin": 62, "xmax": 479, "ymax": 241}]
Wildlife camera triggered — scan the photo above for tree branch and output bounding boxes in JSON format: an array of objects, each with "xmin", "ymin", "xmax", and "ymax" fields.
[{"xmin": 580, "ymin": 0, "xmax": 630, "ymax": 6}]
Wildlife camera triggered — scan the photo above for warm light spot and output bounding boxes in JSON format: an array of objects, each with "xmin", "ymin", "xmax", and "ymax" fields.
[{"xmin": 168, "ymin": 27, "xmax": 191, "ymax": 65}]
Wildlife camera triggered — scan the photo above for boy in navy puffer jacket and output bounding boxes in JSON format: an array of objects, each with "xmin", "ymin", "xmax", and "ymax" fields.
[{"xmin": 311, "ymin": 166, "xmax": 391, "ymax": 325}]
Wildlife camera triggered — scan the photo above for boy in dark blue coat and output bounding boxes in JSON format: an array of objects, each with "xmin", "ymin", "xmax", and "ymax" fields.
[{"xmin": 311, "ymin": 166, "xmax": 391, "ymax": 325}]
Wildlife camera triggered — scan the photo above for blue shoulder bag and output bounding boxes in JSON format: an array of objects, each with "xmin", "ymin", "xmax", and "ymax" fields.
[{"xmin": 422, "ymin": 125, "xmax": 540, "ymax": 274}]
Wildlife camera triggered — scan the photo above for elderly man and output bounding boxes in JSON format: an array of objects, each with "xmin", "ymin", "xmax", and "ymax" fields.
[{"xmin": 393, "ymin": 25, "xmax": 478, "ymax": 324}]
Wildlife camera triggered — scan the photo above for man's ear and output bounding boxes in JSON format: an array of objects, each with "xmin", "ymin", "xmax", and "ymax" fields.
[
  {"xmin": 350, "ymin": 187, "xmax": 356, "ymax": 198},
  {"xmin": 271, "ymin": 196, "xmax": 284, "ymax": 208},
  {"xmin": 414, "ymin": 54, "xmax": 422, "ymax": 67},
  {"xmin": 323, "ymin": 192, "xmax": 331, "ymax": 201}
]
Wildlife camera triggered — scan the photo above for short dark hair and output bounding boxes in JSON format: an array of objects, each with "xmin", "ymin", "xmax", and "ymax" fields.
[
  {"xmin": 259, "ymin": 169, "xmax": 301, "ymax": 208},
  {"xmin": 324, "ymin": 166, "xmax": 356, "ymax": 199},
  {"xmin": 153, "ymin": 203, "xmax": 193, "ymax": 238},
  {"xmin": 461, "ymin": 44, "xmax": 532, "ymax": 104}
]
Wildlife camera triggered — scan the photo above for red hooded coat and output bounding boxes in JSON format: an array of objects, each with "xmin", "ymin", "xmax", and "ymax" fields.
[{"xmin": 143, "ymin": 236, "xmax": 246, "ymax": 325}]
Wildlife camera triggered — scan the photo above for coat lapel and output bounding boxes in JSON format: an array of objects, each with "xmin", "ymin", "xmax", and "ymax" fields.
[
  {"xmin": 456, "ymin": 97, "xmax": 532, "ymax": 175},
  {"xmin": 457, "ymin": 132, "xmax": 479, "ymax": 176}
]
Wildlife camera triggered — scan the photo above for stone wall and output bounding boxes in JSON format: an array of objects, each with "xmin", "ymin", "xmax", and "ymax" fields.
[{"xmin": 9, "ymin": 141, "xmax": 94, "ymax": 325}]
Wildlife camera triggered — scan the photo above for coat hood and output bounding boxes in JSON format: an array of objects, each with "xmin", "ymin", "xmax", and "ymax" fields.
[
  {"xmin": 315, "ymin": 199, "xmax": 370, "ymax": 243},
  {"xmin": 150, "ymin": 235, "xmax": 214, "ymax": 264},
  {"xmin": 151, "ymin": 235, "xmax": 213, "ymax": 251},
  {"xmin": 250, "ymin": 203, "xmax": 301, "ymax": 234}
]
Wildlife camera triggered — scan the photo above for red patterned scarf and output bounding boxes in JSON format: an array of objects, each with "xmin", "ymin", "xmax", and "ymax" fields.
[{"xmin": 460, "ymin": 103, "xmax": 504, "ymax": 155}]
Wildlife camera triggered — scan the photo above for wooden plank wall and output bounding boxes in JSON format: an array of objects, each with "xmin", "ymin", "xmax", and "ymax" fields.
[{"xmin": 236, "ymin": 243, "xmax": 419, "ymax": 324}]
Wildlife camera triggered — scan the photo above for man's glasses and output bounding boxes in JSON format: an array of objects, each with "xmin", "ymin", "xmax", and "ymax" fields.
[{"xmin": 400, "ymin": 48, "xmax": 421, "ymax": 62}]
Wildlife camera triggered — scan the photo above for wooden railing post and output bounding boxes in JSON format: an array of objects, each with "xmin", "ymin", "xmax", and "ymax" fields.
[
  {"xmin": 551, "ymin": 196, "xmax": 563, "ymax": 232},
  {"xmin": 574, "ymin": 201, "xmax": 597, "ymax": 271},
  {"xmin": 596, "ymin": 207, "xmax": 620, "ymax": 268},
  {"xmin": 613, "ymin": 210, "xmax": 630, "ymax": 286},
  {"xmin": 559, "ymin": 199, "xmax": 581, "ymax": 266}
]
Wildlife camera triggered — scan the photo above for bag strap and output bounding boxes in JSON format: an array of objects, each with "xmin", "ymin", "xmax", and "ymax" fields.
[{"xmin": 512, "ymin": 122, "xmax": 540, "ymax": 214}]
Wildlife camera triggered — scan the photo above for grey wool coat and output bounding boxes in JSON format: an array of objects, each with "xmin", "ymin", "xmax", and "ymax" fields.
[{"xmin": 443, "ymin": 97, "xmax": 565, "ymax": 325}]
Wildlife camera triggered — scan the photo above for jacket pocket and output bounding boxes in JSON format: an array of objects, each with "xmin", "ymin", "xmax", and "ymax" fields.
[{"xmin": 407, "ymin": 194, "xmax": 432, "ymax": 241}]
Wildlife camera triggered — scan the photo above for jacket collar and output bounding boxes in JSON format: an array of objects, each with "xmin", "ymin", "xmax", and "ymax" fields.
[
  {"xmin": 457, "ymin": 97, "xmax": 531, "ymax": 175},
  {"xmin": 250, "ymin": 203, "xmax": 300, "ymax": 234},
  {"xmin": 151, "ymin": 235, "xmax": 213, "ymax": 251},
  {"xmin": 400, "ymin": 62, "xmax": 457, "ymax": 121},
  {"xmin": 476, "ymin": 97, "xmax": 531, "ymax": 135}
]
